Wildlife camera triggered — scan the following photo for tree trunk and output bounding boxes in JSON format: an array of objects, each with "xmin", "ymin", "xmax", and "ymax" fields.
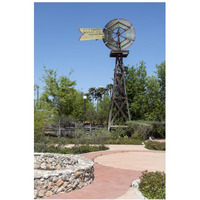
[{"xmin": 58, "ymin": 115, "xmax": 61, "ymax": 137}]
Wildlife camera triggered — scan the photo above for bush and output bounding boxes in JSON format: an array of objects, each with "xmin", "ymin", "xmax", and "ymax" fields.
[
  {"xmin": 139, "ymin": 120, "xmax": 165, "ymax": 139},
  {"xmin": 70, "ymin": 145, "xmax": 108, "ymax": 154},
  {"xmin": 139, "ymin": 170, "xmax": 165, "ymax": 199},
  {"xmin": 35, "ymin": 129, "xmax": 144, "ymax": 146},
  {"xmin": 73, "ymin": 128, "xmax": 87, "ymax": 146},
  {"xmin": 34, "ymin": 135, "xmax": 52, "ymax": 147},
  {"xmin": 111, "ymin": 127, "xmax": 128, "ymax": 137},
  {"xmin": 149, "ymin": 121, "xmax": 165, "ymax": 138},
  {"xmin": 92, "ymin": 129, "xmax": 110, "ymax": 147},
  {"xmin": 125, "ymin": 121, "xmax": 153, "ymax": 139},
  {"xmin": 125, "ymin": 120, "xmax": 165, "ymax": 139},
  {"xmin": 145, "ymin": 140, "xmax": 165, "ymax": 151},
  {"xmin": 58, "ymin": 137, "xmax": 68, "ymax": 146},
  {"xmin": 34, "ymin": 143, "xmax": 47, "ymax": 152},
  {"xmin": 107, "ymin": 136, "xmax": 143, "ymax": 145},
  {"xmin": 34, "ymin": 143, "xmax": 109, "ymax": 154}
]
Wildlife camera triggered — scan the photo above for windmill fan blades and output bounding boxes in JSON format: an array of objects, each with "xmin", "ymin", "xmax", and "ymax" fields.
[
  {"xmin": 125, "ymin": 27, "xmax": 136, "ymax": 41},
  {"xmin": 120, "ymin": 39, "xmax": 132, "ymax": 50},
  {"xmin": 103, "ymin": 28, "xmax": 113, "ymax": 43},
  {"xmin": 105, "ymin": 19, "xmax": 119, "ymax": 30},
  {"xmin": 103, "ymin": 19, "xmax": 136, "ymax": 50},
  {"xmin": 118, "ymin": 18, "xmax": 132, "ymax": 30},
  {"xmin": 103, "ymin": 28, "xmax": 118, "ymax": 50},
  {"xmin": 106, "ymin": 40, "xmax": 118, "ymax": 50}
]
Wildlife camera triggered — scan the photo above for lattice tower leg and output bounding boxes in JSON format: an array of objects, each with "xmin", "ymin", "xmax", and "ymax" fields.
[{"xmin": 108, "ymin": 53, "xmax": 131, "ymax": 131}]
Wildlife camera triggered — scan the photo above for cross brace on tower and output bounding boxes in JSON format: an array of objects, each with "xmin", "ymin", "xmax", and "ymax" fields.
[{"xmin": 108, "ymin": 50, "xmax": 131, "ymax": 131}]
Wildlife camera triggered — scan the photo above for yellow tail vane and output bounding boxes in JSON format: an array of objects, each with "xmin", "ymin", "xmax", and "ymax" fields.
[{"xmin": 79, "ymin": 28, "xmax": 104, "ymax": 41}]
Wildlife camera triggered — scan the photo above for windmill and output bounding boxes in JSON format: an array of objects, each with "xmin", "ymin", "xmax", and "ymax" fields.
[{"xmin": 79, "ymin": 18, "xmax": 136, "ymax": 131}]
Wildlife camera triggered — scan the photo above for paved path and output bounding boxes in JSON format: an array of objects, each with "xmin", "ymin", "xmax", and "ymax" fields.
[
  {"xmin": 95, "ymin": 151, "xmax": 165, "ymax": 171},
  {"xmin": 46, "ymin": 145, "xmax": 165, "ymax": 199}
]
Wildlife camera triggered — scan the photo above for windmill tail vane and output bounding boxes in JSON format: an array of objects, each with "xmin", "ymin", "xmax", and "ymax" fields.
[{"xmin": 79, "ymin": 28, "xmax": 104, "ymax": 41}]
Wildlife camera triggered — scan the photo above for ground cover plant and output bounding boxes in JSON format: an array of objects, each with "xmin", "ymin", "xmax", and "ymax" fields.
[
  {"xmin": 34, "ymin": 143, "xmax": 108, "ymax": 154},
  {"xmin": 139, "ymin": 170, "xmax": 165, "ymax": 199},
  {"xmin": 144, "ymin": 140, "xmax": 165, "ymax": 151}
]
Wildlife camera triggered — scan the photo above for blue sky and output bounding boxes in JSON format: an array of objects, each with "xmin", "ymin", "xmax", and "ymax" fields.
[{"xmin": 34, "ymin": 2, "xmax": 165, "ymax": 94}]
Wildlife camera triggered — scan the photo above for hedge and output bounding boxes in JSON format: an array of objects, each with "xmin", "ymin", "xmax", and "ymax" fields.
[{"xmin": 125, "ymin": 120, "xmax": 165, "ymax": 139}]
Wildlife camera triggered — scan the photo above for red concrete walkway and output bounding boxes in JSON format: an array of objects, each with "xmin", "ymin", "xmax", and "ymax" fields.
[
  {"xmin": 45, "ymin": 147, "xmax": 164, "ymax": 199},
  {"xmin": 48, "ymin": 163, "xmax": 141, "ymax": 199}
]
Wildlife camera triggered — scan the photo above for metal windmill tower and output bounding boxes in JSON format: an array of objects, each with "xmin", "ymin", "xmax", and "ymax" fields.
[{"xmin": 79, "ymin": 18, "xmax": 136, "ymax": 131}]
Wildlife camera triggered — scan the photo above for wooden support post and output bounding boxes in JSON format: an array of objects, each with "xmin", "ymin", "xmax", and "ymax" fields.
[{"xmin": 108, "ymin": 51, "xmax": 131, "ymax": 131}]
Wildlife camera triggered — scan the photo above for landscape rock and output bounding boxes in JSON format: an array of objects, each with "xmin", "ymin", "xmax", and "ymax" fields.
[
  {"xmin": 57, "ymin": 186, "xmax": 65, "ymax": 193},
  {"xmin": 38, "ymin": 189, "xmax": 45, "ymax": 197},
  {"xmin": 48, "ymin": 182, "xmax": 54, "ymax": 190},
  {"xmin": 45, "ymin": 191, "xmax": 53, "ymax": 197},
  {"xmin": 40, "ymin": 163, "xmax": 46, "ymax": 169},
  {"xmin": 56, "ymin": 179, "xmax": 63, "ymax": 187},
  {"xmin": 34, "ymin": 190, "xmax": 38, "ymax": 199}
]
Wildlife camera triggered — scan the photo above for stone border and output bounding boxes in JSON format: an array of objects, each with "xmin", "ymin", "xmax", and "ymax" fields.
[
  {"xmin": 132, "ymin": 179, "xmax": 148, "ymax": 200},
  {"xmin": 34, "ymin": 153, "xmax": 94, "ymax": 199}
]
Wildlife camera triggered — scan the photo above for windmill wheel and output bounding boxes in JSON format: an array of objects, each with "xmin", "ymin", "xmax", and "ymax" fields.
[{"xmin": 103, "ymin": 18, "xmax": 136, "ymax": 51}]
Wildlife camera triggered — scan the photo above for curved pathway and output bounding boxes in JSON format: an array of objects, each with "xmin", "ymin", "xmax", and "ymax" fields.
[{"xmin": 46, "ymin": 145, "xmax": 165, "ymax": 199}]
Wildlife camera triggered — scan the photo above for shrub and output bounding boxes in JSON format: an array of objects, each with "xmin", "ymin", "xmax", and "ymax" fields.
[
  {"xmin": 70, "ymin": 145, "xmax": 108, "ymax": 154},
  {"xmin": 58, "ymin": 137, "xmax": 68, "ymax": 146},
  {"xmin": 34, "ymin": 143, "xmax": 61, "ymax": 153},
  {"xmin": 138, "ymin": 120, "xmax": 165, "ymax": 139},
  {"xmin": 126, "ymin": 120, "xmax": 165, "ymax": 139},
  {"xmin": 36, "ymin": 135, "xmax": 52, "ymax": 143},
  {"xmin": 144, "ymin": 140, "xmax": 165, "ymax": 151},
  {"xmin": 106, "ymin": 135, "xmax": 143, "ymax": 145},
  {"xmin": 46, "ymin": 136, "xmax": 73, "ymax": 144},
  {"xmin": 125, "ymin": 121, "xmax": 153, "ymax": 139},
  {"xmin": 73, "ymin": 128, "xmax": 86, "ymax": 146},
  {"xmin": 34, "ymin": 143, "xmax": 109, "ymax": 154},
  {"xmin": 112, "ymin": 127, "xmax": 128, "ymax": 137},
  {"xmin": 92, "ymin": 129, "xmax": 110, "ymax": 147},
  {"xmin": 139, "ymin": 170, "xmax": 165, "ymax": 199},
  {"xmin": 149, "ymin": 121, "xmax": 165, "ymax": 138},
  {"xmin": 34, "ymin": 143, "xmax": 47, "ymax": 152}
]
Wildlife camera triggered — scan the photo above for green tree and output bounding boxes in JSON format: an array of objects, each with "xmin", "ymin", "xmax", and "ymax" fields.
[
  {"xmin": 41, "ymin": 66, "xmax": 77, "ymax": 136},
  {"xmin": 85, "ymin": 101, "xmax": 97, "ymax": 123},
  {"xmin": 144, "ymin": 76, "xmax": 161, "ymax": 120},
  {"xmin": 95, "ymin": 87, "xmax": 105, "ymax": 101},
  {"xmin": 106, "ymin": 83, "xmax": 113, "ymax": 98},
  {"xmin": 126, "ymin": 61, "xmax": 148, "ymax": 120},
  {"xmin": 70, "ymin": 91, "xmax": 85, "ymax": 121},
  {"xmin": 155, "ymin": 61, "xmax": 165, "ymax": 96},
  {"xmin": 97, "ymin": 95, "xmax": 110, "ymax": 125},
  {"xmin": 155, "ymin": 61, "xmax": 165, "ymax": 120},
  {"xmin": 125, "ymin": 61, "xmax": 165, "ymax": 121},
  {"xmin": 34, "ymin": 99, "xmax": 54, "ymax": 141},
  {"xmin": 88, "ymin": 87, "xmax": 96, "ymax": 103}
]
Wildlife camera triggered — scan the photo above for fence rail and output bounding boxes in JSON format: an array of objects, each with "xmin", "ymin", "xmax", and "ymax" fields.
[{"xmin": 44, "ymin": 124, "xmax": 106, "ymax": 136}]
